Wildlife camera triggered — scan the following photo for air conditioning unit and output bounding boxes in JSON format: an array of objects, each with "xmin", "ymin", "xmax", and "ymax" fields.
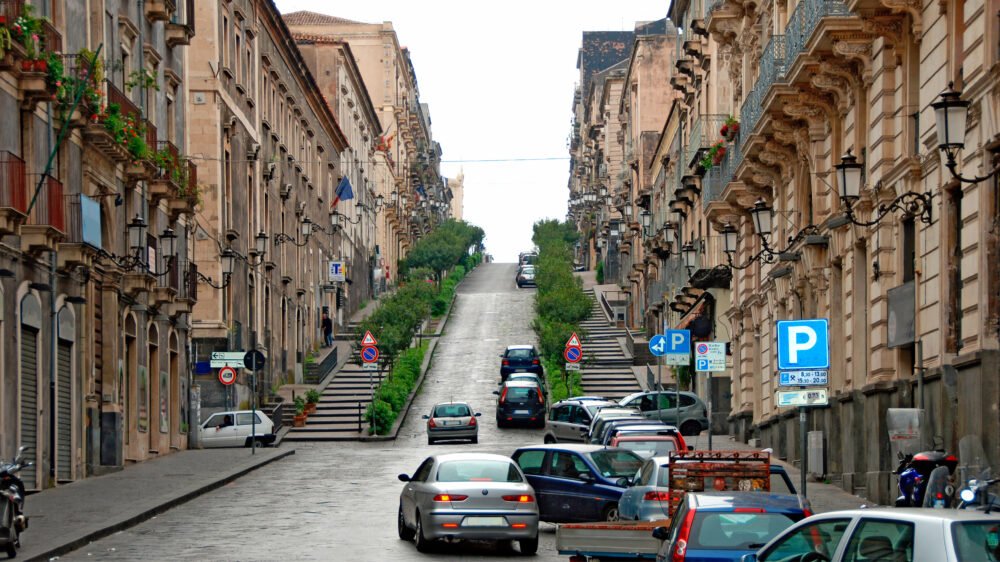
[{"xmin": 280, "ymin": 183, "xmax": 293, "ymax": 200}]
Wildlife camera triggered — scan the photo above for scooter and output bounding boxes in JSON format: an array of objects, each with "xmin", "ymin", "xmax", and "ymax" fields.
[
  {"xmin": 956, "ymin": 435, "xmax": 1000, "ymax": 512},
  {"xmin": 894, "ymin": 449, "xmax": 958, "ymax": 507},
  {"xmin": 0, "ymin": 446, "xmax": 31, "ymax": 559}
]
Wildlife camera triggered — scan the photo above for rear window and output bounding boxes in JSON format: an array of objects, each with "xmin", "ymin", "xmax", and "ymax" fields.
[
  {"xmin": 436, "ymin": 460, "xmax": 524, "ymax": 483},
  {"xmin": 507, "ymin": 349, "xmax": 534, "ymax": 359},
  {"xmin": 506, "ymin": 387, "xmax": 540, "ymax": 401},
  {"xmin": 587, "ymin": 450, "xmax": 643, "ymax": 479},
  {"xmin": 690, "ymin": 512, "xmax": 802, "ymax": 550},
  {"xmin": 770, "ymin": 472, "xmax": 793, "ymax": 494},
  {"xmin": 951, "ymin": 521, "xmax": 1000, "ymax": 560},
  {"xmin": 236, "ymin": 413, "xmax": 263, "ymax": 425},
  {"xmin": 617, "ymin": 439, "xmax": 677, "ymax": 457},
  {"xmin": 433, "ymin": 404, "xmax": 470, "ymax": 417}
]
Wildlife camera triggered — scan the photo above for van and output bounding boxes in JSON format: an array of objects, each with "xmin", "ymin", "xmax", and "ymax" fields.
[{"xmin": 199, "ymin": 410, "xmax": 277, "ymax": 448}]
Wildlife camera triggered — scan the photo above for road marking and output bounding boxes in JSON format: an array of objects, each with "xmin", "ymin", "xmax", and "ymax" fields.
[{"xmin": 483, "ymin": 338, "xmax": 499, "ymax": 342}]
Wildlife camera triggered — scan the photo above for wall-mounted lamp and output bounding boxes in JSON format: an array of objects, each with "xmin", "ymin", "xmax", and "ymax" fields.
[
  {"xmin": 834, "ymin": 150, "xmax": 933, "ymax": 226},
  {"xmin": 933, "ymin": 83, "xmax": 1000, "ymax": 184}
]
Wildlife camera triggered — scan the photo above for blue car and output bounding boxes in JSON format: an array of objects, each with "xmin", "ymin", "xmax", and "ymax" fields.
[
  {"xmin": 652, "ymin": 492, "xmax": 812, "ymax": 562},
  {"xmin": 511, "ymin": 444, "xmax": 644, "ymax": 523}
]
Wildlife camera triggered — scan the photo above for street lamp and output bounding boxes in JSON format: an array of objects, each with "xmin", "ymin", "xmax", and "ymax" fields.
[
  {"xmin": 682, "ymin": 242, "xmax": 698, "ymax": 271},
  {"xmin": 599, "ymin": 186, "xmax": 608, "ymax": 198},
  {"xmin": 749, "ymin": 199, "xmax": 773, "ymax": 240},
  {"xmin": 932, "ymin": 82, "xmax": 1000, "ymax": 183},
  {"xmin": 833, "ymin": 150, "xmax": 933, "ymax": 225},
  {"xmin": 640, "ymin": 209, "xmax": 652, "ymax": 237},
  {"xmin": 127, "ymin": 215, "xmax": 146, "ymax": 253}
]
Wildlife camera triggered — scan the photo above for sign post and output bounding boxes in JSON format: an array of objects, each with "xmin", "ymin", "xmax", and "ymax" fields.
[
  {"xmin": 776, "ymin": 319, "xmax": 831, "ymax": 498},
  {"xmin": 694, "ymin": 342, "xmax": 726, "ymax": 450},
  {"xmin": 564, "ymin": 334, "xmax": 583, "ymax": 392},
  {"xmin": 243, "ymin": 349, "xmax": 265, "ymax": 456}
]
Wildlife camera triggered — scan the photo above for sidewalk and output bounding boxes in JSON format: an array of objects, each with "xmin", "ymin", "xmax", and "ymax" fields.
[{"xmin": 21, "ymin": 447, "xmax": 294, "ymax": 561}]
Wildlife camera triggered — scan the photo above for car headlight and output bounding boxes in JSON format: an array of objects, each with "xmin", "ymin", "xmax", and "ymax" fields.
[{"xmin": 960, "ymin": 488, "xmax": 976, "ymax": 502}]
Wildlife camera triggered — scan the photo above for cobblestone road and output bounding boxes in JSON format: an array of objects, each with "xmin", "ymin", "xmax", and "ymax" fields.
[{"xmin": 61, "ymin": 264, "xmax": 569, "ymax": 561}]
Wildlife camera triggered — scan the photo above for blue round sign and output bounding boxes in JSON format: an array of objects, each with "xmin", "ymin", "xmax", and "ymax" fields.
[
  {"xmin": 564, "ymin": 346, "xmax": 582, "ymax": 363},
  {"xmin": 361, "ymin": 346, "xmax": 379, "ymax": 363}
]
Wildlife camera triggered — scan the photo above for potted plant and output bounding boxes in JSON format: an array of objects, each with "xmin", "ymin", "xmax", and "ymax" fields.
[
  {"xmin": 292, "ymin": 396, "xmax": 307, "ymax": 427},
  {"xmin": 305, "ymin": 389, "xmax": 321, "ymax": 414},
  {"xmin": 712, "ymin": 142, "xmax": 727, "ymax": 165},
  {"xmin": 721, "ymin": 115, "xmax": 740, "ymax": 141}
]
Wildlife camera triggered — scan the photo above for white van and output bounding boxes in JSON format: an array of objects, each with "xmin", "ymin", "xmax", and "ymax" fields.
[{"xmin": 199, "ymin": 410, "xmax": 276, "ymax": 448}]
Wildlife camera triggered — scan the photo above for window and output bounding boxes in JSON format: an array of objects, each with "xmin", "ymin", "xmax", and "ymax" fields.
[
  {"xmin": 411, "ymin": 458, "xmax": 433, "ymax": 482},
  {"xmin": 236, "ymin": 412, "xmax": 263, "ymax": 425},
  {"xmin": 222, "ymin": 15, "xmax": 229, "ymax": 68},
  {"xmin": 506, "ymin": 348, "xmax": 534, "ymax": 359},
  {"xmin": 432, "ymin": 403, "xmax": 470, "ymax": 418},
  {"xmin": 513, "ymin": 450, "xmax": 545, "ymax": 475},
  {"xmin": 656, "ymin": 393, "xmax": 677, "ymax": 410},
  {"xmin": 436, "ymin": 460, "xmax": 523, "ymax": 483},
  {"xmin": 571, "ymin": 406, "xmax": 591, "ymax": 425},
  {"xmin": 550, "ymin": 405, "xmax": 570, "ymax": 422},
  {"xmin": 759, "ymin": 519, "xmax": 851, "ymax": 562},
  {"xmin": 770, "ymin": 472, "xmax": 794, "ymax": 494},
  {"xmin": 951, "ymin": 522, "xmax": 1000, "ymax": 560},
  {"xmin": 690, "ymin": 512, "xmax": 803, "ymax": 551},
  {"xmin": 842, "ymin": 518, "xmax": 914, "ymax": 562},
  {"xmin": 635, "ymin": 460, "xmax": 655, "ymax": 486},
  {"xmin": 588, "ymin": 450, "xmax": 643, "ymax": 478},
  {"xmin": 549, "ymin": 452, "xmax": 590, "ymax": 480}
]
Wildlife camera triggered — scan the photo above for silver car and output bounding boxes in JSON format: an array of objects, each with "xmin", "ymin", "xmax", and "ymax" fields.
[
  {"xmin": 424, "ymin": 401, "xmax": 480, "ymax": 445},
  {"xmin": 743, "ymin": 508, "xmax": 1000, "ymax": 562},
  {"xmin": 397, "ymin": 453, "xmax": 540, "ymax": 554},
  {"xmin": 544, "ymin": 399, "xmax": 619, "ymax": 443},
  {"xmin": 618, "ymin": 455, "xmax": 672, "ymax": 521}
]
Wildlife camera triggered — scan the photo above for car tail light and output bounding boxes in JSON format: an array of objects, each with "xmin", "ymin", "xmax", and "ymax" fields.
[
  {"xmin": 468, "ymin": 416, "xmax": 477, "ymax": 427},
  {"xmin": 499, "ymin": 387, "xmax": 509, "ymax": 404},
  {"xmin": 433, "ymin": 494, "xmax": 468, "ymax": 502},
  {"xmin": 803, "ymin": 508, "xmax": 813, "ymax": 517},
  {"xmin": 428, "ymin": 418, "xmax": 437, "ymax": 428},
  {"xmin": 511, "ymin": 523, "xmax": 527, "ymax": 529},
  {"xmin": 672, "ymin": 509, "xmax": 696, "ymax": 562},
  {"xmin": 644, "ymin": 491, "xmax": 671, "ymax": 501},
  {"xmin": 532, "ymin": 359, "xmax": 540, "ymax": 365},
  {"xmin": 442, "ymin": 523, "xmax": 459, "ymax": 528},
  {"xmin": 503, "ymin": 494, "xmax": 535, "ymax": 503},
  {"xmin": 502, "ymin": 359, "xmax": 510, "ymax": 366}
]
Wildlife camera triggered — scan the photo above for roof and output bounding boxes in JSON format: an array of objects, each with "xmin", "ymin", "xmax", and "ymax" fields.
[
  {"xmin": 516, "ymin": 444, "xmax": 609, "ymax": 454},
  {"xmin": 505, "ymin": 344, "xmax": 535, "ymax": 350},
  {"xmin": 553, "ymin": 398, "xmax": 617, "ymax": 406},
  {"xmin": 814, "ymin": 508, "xmax": 1000, "ymax": 522},
  {"xmin": 501, "ymin": 380, "xmax": 542, "ymax": 388},
  {"xmin": 281, "ymin": 10, "xmax": 361, "ymax": 26},
  {"xmin": 687, "ymin": 492, "xmax": 809, "ymax": 512},
  {"xmin": 431, "ymin": 452, "xmax": 517, "ymax": 463},
  {"xmin": 576, "ymin": 31, "xmax": 634, "ymax": 93}
]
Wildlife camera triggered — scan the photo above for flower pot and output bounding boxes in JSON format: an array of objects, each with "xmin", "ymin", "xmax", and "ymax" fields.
[
  {"xmin": 293, "ymin": 414, "xmax": 307, "ymax": 427},
  {"xmin": 305, "ymin": 402, "xmax": 317, "ymax": 414},
  {"xmin": 21, "ymin": 59, "xmax": 34, "ymax": 71},
  {"xmin": 33, "ymin": 59, "xmax": 47, "ymax": 72}
]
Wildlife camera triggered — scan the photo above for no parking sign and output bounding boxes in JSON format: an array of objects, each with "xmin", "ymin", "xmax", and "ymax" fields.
[{"xmin": 218, "ymin": 366, "xmax": 237, "ymax": 386}]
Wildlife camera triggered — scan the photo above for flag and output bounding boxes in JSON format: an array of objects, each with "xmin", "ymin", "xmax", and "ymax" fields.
[
  {"xmin": 415, "ymin": 184, "xmax": 427, "ymax": 198},
  {"xmin": 331, "ymin": 176, "xmax": 354, "ymax": 210}
]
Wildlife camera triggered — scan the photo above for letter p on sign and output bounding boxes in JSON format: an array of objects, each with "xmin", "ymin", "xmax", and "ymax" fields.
[{"xmin": 776, "ymin": 319, "xmax": 830, "ymax": 370}]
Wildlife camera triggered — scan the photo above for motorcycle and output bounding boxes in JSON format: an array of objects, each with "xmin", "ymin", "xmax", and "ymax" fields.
[
  {"xmin": 956, "ymin": 435, "xmax": 1000, "ymax": 512},
  {"xmin": 894, "ymin": 448, "xmax": 958, "ymax": 508},
  {"xmin": 0, "ymin": 446, "xmax": 31, "ymax": 559}
]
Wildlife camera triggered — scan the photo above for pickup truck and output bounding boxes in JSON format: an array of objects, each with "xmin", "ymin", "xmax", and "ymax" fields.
[{"xmin": 555, "ymin": 450, "xmax": 773, "ymax": 561}]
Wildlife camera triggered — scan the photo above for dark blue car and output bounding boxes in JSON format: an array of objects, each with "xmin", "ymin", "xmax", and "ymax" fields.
[
  {"xmin": 652, "ymin": 492, "xmax": 812, "ymax": 562},
  {"xmin": 511, "ymin": 444, "xmax": 644, "ymax": 522}
]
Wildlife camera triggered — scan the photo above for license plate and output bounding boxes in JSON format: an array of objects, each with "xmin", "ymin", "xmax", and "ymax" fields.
[
  {"xmin": 514, "ymin": 410, "xmax": 529, "ymax": 414},
  {"xmin": 462, "ymin": 516, "xmax": 506, "ymax": 527}
]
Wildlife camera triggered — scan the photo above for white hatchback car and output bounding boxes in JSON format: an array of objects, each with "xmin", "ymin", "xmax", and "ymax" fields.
[{"xmin": 199, "ymin": 410, "xmax": 276, "ymax": 448}]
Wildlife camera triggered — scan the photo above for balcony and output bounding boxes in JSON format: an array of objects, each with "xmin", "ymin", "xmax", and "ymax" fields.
[
  {"xmin": 83, "ymin": 81, "xmax": 137, "ymax": 164},
  {"xmin": 149, "ymin": 141, "xmax": 180, "ymax": 202},
  {"xmin": 124, "ymin": 270, "xmax": 155, "ymax": 297},
  {"xmin": 784, "ymin": 0, "xmax": 855, "ymax": 81},
  {"xmin": 687, "ymin": 114, "xmax": 728, "ymax": 170},
  {"xmin": 162, "ymin": 260, "xmax": 197, "ymax": 318},
  {"xmin": 125, "ymin": 122, "xmax": 158, "ymax": 181},
  {"xmin": 20, "ymin": 176, "xmax": 66, "ymax": 254},
  {"xmin": 740, "ymin": 35, "xmax": 787, "ymax": 139},
  {"xmin": 167, "ymin": 160, "xmax": 198, "ymax": 220},
  {"xmin": 165, "ymin": 0, "xmax": 194, "ymax": 48},
  {"xmin": 689, "ymin": 236, "xmax": 732, "ymax": 290},
  {"xmin": 0, "ymin": 151, "xmax": 28, "ymax": 235},
  {"xmin": 58, "ymin": 193, "xmax": 102, "ymax": 270},
  {"xmin": 144, "ymin": 0, "xmax": 174, "ymax": 22}
]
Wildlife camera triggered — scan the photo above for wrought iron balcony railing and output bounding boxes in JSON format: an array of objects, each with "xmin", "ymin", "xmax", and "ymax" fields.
[
  {"xmin": 785, "ymin": 0, "xmax": 852, "ymax": 71},
  {"xmin": 0, "ymin": 151, "xmax": 28, "ymax": 214},
  {"xmin": 687, "ymin": 114, "xmax": 729, "ymax": 169}
]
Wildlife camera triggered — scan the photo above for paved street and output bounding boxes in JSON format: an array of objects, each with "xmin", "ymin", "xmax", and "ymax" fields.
[{"xmin": 54, "ymin": 263, "xmax": 866, "ymax": 561}]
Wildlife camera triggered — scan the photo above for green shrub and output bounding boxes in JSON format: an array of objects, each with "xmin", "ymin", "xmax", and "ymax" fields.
[
  {"xmin": 365, "ymin": 343, "xmax": 428, "ymax": 435},
  {"xmin": 305, "ymin": 389, "xmax": 321, "ymax": 404},
  {"xmin": 596, "ymin": 261, "xmax": 604, "ymax": 284},
  {"xmin": 365, "ymin": 399, "xmax": 395, "ymax": 434}
]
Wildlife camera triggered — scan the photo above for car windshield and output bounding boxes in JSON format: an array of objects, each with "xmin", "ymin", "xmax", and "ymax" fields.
[
  {"xmin": 689, "ymin": 512, "xmax": 802, "ymax": 550},
  {"xmin": 436, "ymin": 460, "xmax": 523, "ymax": 483},
  {"xmin": 587, "ymin": 450, "xmax": 643, "ymax": 478},
  {"xmin": 617, "ymin": 439, "xmax": 676, "ymax": 458},
  {"xmin": 507, "ymin": 349, "xmax": 534, "ymax": 359},
  {"xmin": 951, "ymin": 521, "xmax": 1000, "ymax": 561},
  {"xmin": 433, "ymin": 404, "xmax": 470, "ymax": 417}
]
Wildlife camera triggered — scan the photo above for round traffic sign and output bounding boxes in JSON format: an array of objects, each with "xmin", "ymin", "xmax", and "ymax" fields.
[
  {"xmin": 243, "ymin": 350, "xmax": 266, "ymax": 372},
  {"xmin": 361, "ymin": 345, "xmax": 379, "ymax": 363},
  {"xmin": 696, "ymin": 343, "xmax": 709, "ymax": 355},
  {"xmin": 218, "ymin": 366, "xmax": 237, "ymax": 386},
  {"xmin": 564, "ymin": 346, "xmax": 583, "ymax": 363}
]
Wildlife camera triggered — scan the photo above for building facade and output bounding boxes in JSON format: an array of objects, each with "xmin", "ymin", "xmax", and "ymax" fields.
[{"xmin": 0, "ymin": 0, "xmax": 197, "ymax": 486}]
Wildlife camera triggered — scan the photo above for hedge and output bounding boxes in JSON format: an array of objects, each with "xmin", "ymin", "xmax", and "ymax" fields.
[{"xmin": 365, "ymin": 342, "xmax": 428, "ymax": 434}]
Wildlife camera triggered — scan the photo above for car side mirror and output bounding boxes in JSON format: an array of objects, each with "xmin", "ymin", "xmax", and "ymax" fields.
[
  {"xmin": 398, "ymin": 474, "xmax": 411, "ymax": 482},
  {"xmin": 422, "ymin": 415, "xmax": 429, "ymax": 420},
  {"xmin": 688, "ymin": 445, "xmax": 695, "ymax": 451},
  {"xmin": 475, "ymin": 412, "xmax": 482, "ymax": 417},
  {"xmin": 740, "ymin": 555, "xmax": 758, "ymax": 562},
  {"xmin": 579, "ymin": 473, "xmax": 595, "ymax": 483},
  {"xmin": 616, "ymin": 477, "xmax": 632, "ymax": 488},
  {"xmin": 652, "ymin": 526, "xmax": 671, "ymax": 540},
  {"xmin": 499, "ymin": 354, "xmax": 504, "ymax": 358},
  {"xmin": 492, "ymin": 391, "xmax": 500, "ymax": 395}
]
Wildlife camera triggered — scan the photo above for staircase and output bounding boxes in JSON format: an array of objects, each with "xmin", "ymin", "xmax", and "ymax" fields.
[
  {"xmin": 284, "ymin": 362, "xmax": 384, "ymax": 441},
  {"xmin": 578, "ymin": 289, "xmax": 642, "ymax": 401}
]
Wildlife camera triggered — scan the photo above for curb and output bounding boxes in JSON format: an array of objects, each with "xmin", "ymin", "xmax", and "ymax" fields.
[
  {"xmin": 26, "ymin": 449, "xmax": 295, "ymax": 562},
  {"xmin": 362, "ymin": 266, "xmax": 468, "ymax": 441}
]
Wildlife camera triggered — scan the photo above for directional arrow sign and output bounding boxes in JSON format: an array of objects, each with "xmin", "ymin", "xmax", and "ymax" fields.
[
  {"xmin": 361, "ymin": 346, "xmax": 379, "ymax": 363},
  {"xmin": 565, "ymin": 333, "xmax": 582, "ymax": 348},
  {"xmin": 361, "ymin": 331, "xmax": 378, "ymax": 346}
]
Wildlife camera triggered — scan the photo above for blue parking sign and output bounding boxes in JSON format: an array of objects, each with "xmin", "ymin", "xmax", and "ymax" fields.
[{"xmin": 776, "ymin": 319, "xmax": 830, "ymax": 370}]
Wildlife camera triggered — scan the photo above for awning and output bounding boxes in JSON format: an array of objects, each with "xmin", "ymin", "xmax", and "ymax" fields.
[{"xmin": 675, "ymin": 297, "xmax": 707, "ymax": 330}]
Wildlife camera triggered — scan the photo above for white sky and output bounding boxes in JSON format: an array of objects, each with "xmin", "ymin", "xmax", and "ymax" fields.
[{"xmin": 275, "ymin": 0, "xmax": 667, "ymax": 262}]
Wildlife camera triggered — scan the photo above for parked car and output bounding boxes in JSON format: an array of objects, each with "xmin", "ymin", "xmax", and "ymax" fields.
[
  {"xmin": 511, "ymin": 444, "xmax": 644, "ymax": 523},
  {"xmin": 588, "ymin": 415, "xmax": 658, "ymax": 445},
  {"xmin": 516, "ymin": 265, "xmax": 536, "ymax": 287},
  {"xmin": 499, "ymin": 344, "xmax": 543, "ymax": 380},
  {"xmin": 619, "ymin": 390, "xmax": 710, "ymax": 436},
  {"xmin": 397, "ymin": 453, "xmax": 539, "ymax": 554},
  {"xmin": 741, "ymin": 508, "xmax": 1000, "ymax": 562},
  {"xmin": 423, "ymin": 401, "xmax": 480, "ymax": 445},
  {"xmin": 494, "ymin": 380, "xmax": 546, "ymax": 428},
  {"xmin": 618, "ymin": 455, "xmax": 674, "ymax": 521},
  {"xmin": 199, "ymin": 410, "xmax": 276, "ymax": 448},
  {"xmin": 592, "ymin": 419, "xmax": 675, "ymax": 446},
  {"xmin": 586, "ymin": 407, "xmax": 644, "ymax": 440},
  {"xmin": 518, "ymin": 251, "xmax": 537, "ymax": 266},
  {"xmin": 505, "ymin": 373, "xmax": 546, "ymax": 397},
  {"xmin": 609, "ymin": 434, "xmax": 684, "ymax": 460},
  {"xmin": 654, "ymin": 492, "xmax": 812, "ymax": 561},
  {"xmin": 544, "ymin": 399, "xmax": 619, "ymax": 443}
]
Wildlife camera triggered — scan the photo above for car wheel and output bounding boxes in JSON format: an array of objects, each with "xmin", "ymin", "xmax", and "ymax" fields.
[
  {"xmin": 519, "ymin": 534, "xmax": 539, "ymax": 555},
  {"xmin": 471, "ymin": 435, "xmax": 478, "ymax": 444},
  {"xmin": 427, "ymin": 436, "xmax": 435, "ymax": 445},
  {"xmin": 680, "ymin": 421, "xmax": 701, "ymax": 437},
  {"xmin": 414, "ymin": 512, "xmax": 433, "ymax": 552},
  {"xmin": 543, "ymin": 434, "xmax": 556, "ymax": 444},
  {"xmin": 249, "ymin": 437, "xmax": 265, "ymax": 449},
  {"xmin": 397, "ymin": 505, "xmax": 415, "ymax": 541},
  {"xmin": 602, "ymin": 504, "xmax": 620, "ymax": 522},
  {"xmin": 496, "ymin": 418, "xmax": 505, "ymax": 429}
]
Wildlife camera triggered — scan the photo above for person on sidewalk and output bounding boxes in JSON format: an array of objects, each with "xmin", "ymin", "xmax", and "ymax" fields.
[{"xmin": 322, "ymin": 312, "xmax": 333, "ymax": 348}]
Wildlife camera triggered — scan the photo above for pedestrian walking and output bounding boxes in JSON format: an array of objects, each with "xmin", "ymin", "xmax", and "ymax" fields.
[{"xmin": 322, "ymin": 311, "xmax": 333, "ymax": 348}]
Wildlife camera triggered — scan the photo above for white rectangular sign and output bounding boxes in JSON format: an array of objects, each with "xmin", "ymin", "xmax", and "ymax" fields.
[
  {"xmin": 665, "ymin": 354, "xmax": 690, "ymax": 366},
  {"xmin": 565, "ymin": 363, "xmax": 581, "ymax": 371},
  {"xmin": 362, "ymin": 362, "xmax": 379, "ymax": 371},
  {"xmin": 211, "ymin": 352, "xmax": 245, "ymax": 360},
  {"xmin": 694, "ymin": 342, "xmax": 726, "ymax": 372},
  {"xmin": 210, "ymin": 351, "xmax": 245, "ymax": 369},
  {"xmin": 776, "ymin": 389, "xmax": 829, "ymax": 407},
  {"xmin": 329, "ymin": 261, "xmax": 346, "ymax": 282},
  {"xmin": 779, "ymin": 370, "xmax": 829, "ymax": 387}
]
